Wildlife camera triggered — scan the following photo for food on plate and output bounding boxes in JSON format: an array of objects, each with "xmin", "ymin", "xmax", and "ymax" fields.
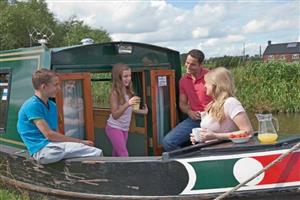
[
  {"xmin": 229, "ymin": 132, "xmax": 249, "ymax": 139},
  {"xmin": 229, "ymin": 132, "xmax": 251, "ymax": 143}
]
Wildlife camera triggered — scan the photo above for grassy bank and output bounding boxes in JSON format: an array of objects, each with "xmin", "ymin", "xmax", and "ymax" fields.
[
  {"xmin": 0, "ymin": 186, "xmax": 50, "ymax": 200},
  {"xmin": 233, "ymin": 61, "xmax": 300, "ymax": 113},
  {"xmin": 0, "ymin": 187, "xmax": 30, "ymax": 200}
]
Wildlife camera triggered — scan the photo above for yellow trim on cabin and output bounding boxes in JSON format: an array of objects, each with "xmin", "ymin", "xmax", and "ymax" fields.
[
  {"xmin": 0, "ymin": 56, "xmax": 41, "ymax": 69},
  {"xmin": 0, "ymin": 49, "xmax": 44, "ymax": 57},
  {"xmin": 0, "ymin": 137, "xmax": 25, "ymax": 146}
]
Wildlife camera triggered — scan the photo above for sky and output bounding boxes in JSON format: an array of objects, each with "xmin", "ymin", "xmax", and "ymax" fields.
[{"xmin": 46, "ymin": 0, "xmax": 300, "ymax": 58}]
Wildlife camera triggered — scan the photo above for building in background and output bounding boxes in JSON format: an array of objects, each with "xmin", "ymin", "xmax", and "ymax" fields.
[{"xmin": 263, "ymin": 41, "xmax": 300, "ymax": 62}]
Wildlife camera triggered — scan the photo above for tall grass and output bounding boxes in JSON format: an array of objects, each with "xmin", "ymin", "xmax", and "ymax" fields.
[
  {"xmin": 0, "ymin": 187, "xmax": 30, "ymax": 200},
  {"xmin": 91, "ymin": 62, "xmax": 300, "ymax": 113},
  {"xmin": 233, "ymin": 61, "xmax": 300, "ymax": 113}
]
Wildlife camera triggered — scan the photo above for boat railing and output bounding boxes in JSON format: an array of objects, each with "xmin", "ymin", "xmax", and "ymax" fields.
[
  {"xmin": 162, "ymin": 134, "xmax": 300, "ymax": 160},
  {"xmin": 162, "ymin": 139, "xmax": 228, "ymax": 160}
]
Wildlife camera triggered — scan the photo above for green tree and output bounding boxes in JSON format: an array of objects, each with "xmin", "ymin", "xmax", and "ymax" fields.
[
  {"xmin": 0, "ymin": 0, "xmax": 111, "ymax": 50},
  {"xmin": 0, "ymin": 0, "xmax": 64, "ymax": 50},
  {"xmin": 60, "ymin": 17, "xmax": 111, "ymax": 46}
]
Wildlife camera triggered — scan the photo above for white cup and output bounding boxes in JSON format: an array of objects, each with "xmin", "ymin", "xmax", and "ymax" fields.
[{"xmin": 192, "ymin": 128, "xmax": 202, "ymax": 143}]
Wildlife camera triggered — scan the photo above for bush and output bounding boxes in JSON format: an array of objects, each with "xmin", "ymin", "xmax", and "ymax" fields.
[{"xmin": 233, "ymin": 61, "xmax": 300, "ymax": 113}]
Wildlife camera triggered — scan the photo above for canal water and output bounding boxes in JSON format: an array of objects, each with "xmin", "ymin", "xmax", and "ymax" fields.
[{"xmin": 249, "ymin": 112, "xmax": 300, "ymax": 135}]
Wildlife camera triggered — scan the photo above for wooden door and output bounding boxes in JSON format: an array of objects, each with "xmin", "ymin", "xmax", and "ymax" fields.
[
  {"xmin": 56, "ymin": 73, "xmax": 94, "ymax": 141},
  {"xmin": 150, "ymin": 70, "xmax": 176, "ymax": 155}
]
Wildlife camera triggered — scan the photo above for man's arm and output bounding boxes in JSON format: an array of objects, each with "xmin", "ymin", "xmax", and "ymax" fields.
[
  {"xmin": 34, "ymin": 119, "xmax": 94, "ymax": 146},
  {"xmin": 179, "ymin": 93, "xmax": 189, "ymax": 114},
  {"xmin": 179, "ymin": 93, "xmax": 201, "ymax": 120}
]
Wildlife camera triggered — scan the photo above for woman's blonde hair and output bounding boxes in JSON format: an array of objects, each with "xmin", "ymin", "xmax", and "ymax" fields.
[
  {"xmin": 205, "ymin": 67, "xmax": 235, "ymax": 122},
  {"xmin": 111, "ymin": 63, "xmax": 134, "ymax": 104}
]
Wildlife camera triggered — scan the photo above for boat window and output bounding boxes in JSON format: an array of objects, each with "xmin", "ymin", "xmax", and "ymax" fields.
[
  {"xmin": 91, "ymin": 71, "xmax": 145, "ymax": 110},
  {"xmin": 91, "ymin": 73, "xmax": 112, "ymax": 108},
  {"xmin": 56, "ymin": 73, "xmax": 95, "ymax": 141},
  {"xmin": 0, "ymin": 71, "xmax": 11, "ymax": 133},
  {"xmin": 62, "ymin": 79, "xmax": 85, "ymax": 139}
]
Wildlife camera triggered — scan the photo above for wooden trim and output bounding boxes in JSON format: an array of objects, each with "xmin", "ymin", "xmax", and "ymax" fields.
[
  {"xmin": 56, "ymin": 73, "xmax": 95, "ymax": 141},
  {"xmin": 55, "ymin": 82, "xmax": 64, "ymax": 134},
  {"xmin": 82, "ymin": 74, "xmax": 94, "ymax": 141},
  {"xmin": 169, "ymin": 70, "xmax": 176, "ymax": 128},
  {"xmin": 93, "ymin": 109, "xmax": 110, "ymax": 129},
  {"xmin": 150, "ymin": 71, "xmax": 158, "ymax": 154},
  {"xmin": 93, "ymin": 109, "xmax": 146, "ymax": 134},
  {"xmin": 150, "ymin": 69, "xmax": 176, "ymax": 155}
]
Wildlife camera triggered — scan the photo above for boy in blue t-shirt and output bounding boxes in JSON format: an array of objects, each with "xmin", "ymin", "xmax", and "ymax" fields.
[{"xmin": 17, "ymin": 68, "xmax": 102, "ymax": 164}]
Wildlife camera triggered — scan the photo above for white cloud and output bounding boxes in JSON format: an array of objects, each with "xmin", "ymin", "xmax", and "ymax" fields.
[
  {"xmin": 203, "ymin": 38, "xmax": 219, "ymax": 47},
  {"xmin": 243, "ymin": 19, "xmax": 297, "ymax": 34},
  {"xmin": 226, "ymin": 35, "xmax": 245, "ymax": 43},
  {"xmin": 192, "ymin": 27, "xmax": 209, "ymax": 39},
  {"xmin": 269, "ymin": 20, "xmax": 297, "ymax": 31},
  {"xmin": 242, "ymin": 20, "xmax": 268, "ymax": 34},
  {"xmin": 46, "ymin": 0, "xmax": 299, "ymax": 58}
]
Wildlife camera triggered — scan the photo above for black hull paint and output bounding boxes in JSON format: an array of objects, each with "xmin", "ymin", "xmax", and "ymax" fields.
[{"xmin": 1, "ymin": 138, "xmax": 300, "ymax": 199}]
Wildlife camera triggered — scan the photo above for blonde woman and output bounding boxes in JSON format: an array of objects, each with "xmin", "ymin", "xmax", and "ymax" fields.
[{"xmin": 190, "ymin": 67, "xmax": 253, "ymax": 144}]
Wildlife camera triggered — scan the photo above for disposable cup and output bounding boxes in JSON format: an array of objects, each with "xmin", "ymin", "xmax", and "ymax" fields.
[
  {"xmin": 132, "ymin": 103, "xmax": 140, "ymax": 111},
  {"xmin": 132, "ymin": 97, "xmax": 141, "ymax": 111},
  {"xmin": 192, "ymin": 128, "xmax": 202, "ymax": 142}
]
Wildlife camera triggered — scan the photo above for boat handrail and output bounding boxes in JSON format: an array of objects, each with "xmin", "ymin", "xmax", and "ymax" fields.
[
  {"xmin": 162, "ymin": 139, "xmax": 228, "ymax": 160},
  {"xmin": 162, "ymin": 135, "xmax": 300, "ymax": 160}
]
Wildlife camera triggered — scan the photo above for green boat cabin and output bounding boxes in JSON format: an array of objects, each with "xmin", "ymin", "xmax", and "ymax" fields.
[{"xmin": 0, "ymin": 42, "xmax": 182, "ymax": 156}]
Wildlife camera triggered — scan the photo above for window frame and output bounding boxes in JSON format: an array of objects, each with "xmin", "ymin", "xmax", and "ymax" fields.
[
  {"xmin": 92, "ymin": 70, "xmax": 147, "ymax": 134},
  {"xmin": 268, "ymin": 55, "xmax": 274, "ymax": 61},
  {"xmin": 280, "ymin": 55, "xmax": 286, "ymax": 60},
  {"xmin": 292, "ymin": 54, "xmax": 299, "ymax": 60},
  {"xmin": 56, "ymin": 73, "xmax": 95, "ymax": 141},
  {"xmin": 91, "ymin": 71, "xmax": 112, "ymax": 109},
  {"xmin": 0, "ymin": 68, "xmax": 12, "ymax": 134}
]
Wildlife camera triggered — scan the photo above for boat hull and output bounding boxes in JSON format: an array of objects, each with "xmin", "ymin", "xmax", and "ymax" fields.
[{"xmin": 1, "ymin": 139, "xmax": 300, "ymax": 199}]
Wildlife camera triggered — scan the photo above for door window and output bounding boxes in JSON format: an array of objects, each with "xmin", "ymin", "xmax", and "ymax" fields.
[
  {"xmin": 0, "ymin": 71, "xmax": 11, "ymax": 133},
  {"xmin": 91, "ymin": 72, "xmax": 112, "ymax": 108},
  {"xmin": 61, "ymin": 80, "xmax": 85, "ymax": 139},
  {"xmin": 56, "ymin": 73, "xmax": 94, "ymax": 141},
  {"xmin": 150, "ymin": 70, "xmax": 176, "ymax": 155}
]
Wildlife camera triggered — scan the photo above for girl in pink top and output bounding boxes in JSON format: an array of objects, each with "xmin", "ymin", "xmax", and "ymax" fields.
[
  {"xmin": 105, "ymin": 63, "xmax": 148, "ymax": 157},
  {"xmin": 190, "ymin": 67, "xmax": 253, "ymax": 144}
]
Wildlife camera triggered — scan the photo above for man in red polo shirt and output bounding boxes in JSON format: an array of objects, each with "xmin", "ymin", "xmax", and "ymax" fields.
[{"xmin": 162, "ymin": 49, "xmax": 212, "ymax": 151}]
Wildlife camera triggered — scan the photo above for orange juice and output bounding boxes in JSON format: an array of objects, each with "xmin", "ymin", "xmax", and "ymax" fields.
[{"xmin": 258, "ymin": 133, "xmax": 278, "ymax": 144}]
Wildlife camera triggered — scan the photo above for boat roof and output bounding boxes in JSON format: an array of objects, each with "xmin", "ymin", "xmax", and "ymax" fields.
[
  {"xmin": 50, "ymin": 41, "xmax": 181, "ymax": 71},
  {"xmin": 51, "ymin": 41, "xmax": 178, "ymax": 54}
]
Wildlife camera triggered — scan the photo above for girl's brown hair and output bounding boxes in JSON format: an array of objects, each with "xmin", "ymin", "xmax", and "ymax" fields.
[{"xmin": 111, "ymin": 63, "xmax": 134, "ymax": 104}]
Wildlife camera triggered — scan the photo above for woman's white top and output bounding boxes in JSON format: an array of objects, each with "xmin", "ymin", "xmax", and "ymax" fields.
[{"xmin": 200, "ymin": 97, "xmax": 245, "ymax": 133}]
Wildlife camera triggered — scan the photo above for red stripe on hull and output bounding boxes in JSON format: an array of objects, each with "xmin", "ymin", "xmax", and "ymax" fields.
[{"xmin": 253, "ymin": 152, "xmax": 300, "ymax": 184}]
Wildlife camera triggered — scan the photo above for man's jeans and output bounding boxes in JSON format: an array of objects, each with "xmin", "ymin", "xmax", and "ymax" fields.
[{"xmin": 162, "ymin": 117, "xmax": 200, "ymax": 152}]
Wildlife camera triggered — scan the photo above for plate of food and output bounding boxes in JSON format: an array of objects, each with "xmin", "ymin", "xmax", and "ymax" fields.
[{"xmin": 229, "ymin": 132, "xmax": 251, "ymax": 144}]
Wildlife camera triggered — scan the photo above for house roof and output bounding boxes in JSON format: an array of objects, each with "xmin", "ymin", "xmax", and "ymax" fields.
[{"xmin": 263, "ymin": 42, "xmax": 300, "ymax": 55}]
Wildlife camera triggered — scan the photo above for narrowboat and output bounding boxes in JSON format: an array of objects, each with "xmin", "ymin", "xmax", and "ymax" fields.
[{"xmin": 0, "ymin": 42, "xmax": 300, "ymax": 199}]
